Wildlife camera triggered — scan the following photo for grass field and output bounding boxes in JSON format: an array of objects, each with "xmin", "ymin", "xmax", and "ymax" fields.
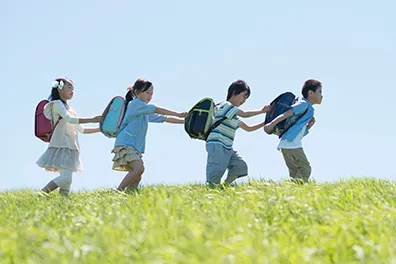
[{"xmin": 0, "ymin": 178, "xmax": 395, "ymax": 263}]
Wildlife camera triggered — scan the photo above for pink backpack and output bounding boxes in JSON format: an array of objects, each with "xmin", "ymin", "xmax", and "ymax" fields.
[{"xmin": 35, "ymin": 100, "xmax": 61, "ymax": 142}]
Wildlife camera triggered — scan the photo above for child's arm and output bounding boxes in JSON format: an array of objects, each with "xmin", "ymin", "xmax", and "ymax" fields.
[
  {"xmin": 240, "ymin": 121, "xmax": 265, "ymax": 132},
  {"xmin": 164, "ymin": 117, "xmax": 184, "ymax": 124},
  {"xmin": 264, "ymin": 100, "xmax": 309, "ymax": 133},
  {"xmin": 83, "ymin": 128, "xmax": 101, "ymax": 134},
  {"xmin": 236, "ymin": 105, "xmax": 270, "ymax": 118},
  {"xmin": 79, "ymin": 116, "xmax": 102, "ymax": 124},
  {"xmin": 264, "ymin": 109, "xmax": 294, "ymax": 133},
  {"xmin": 155, "ymin": 107, "xmax": 188, "ymax": 118},
  {"xmin": 53, "ymin": 101, "xmax": 101, "ymax": 124},
  {"xmin": 307, "ymin": 117, "xmax": 315, "ymax": 130}
]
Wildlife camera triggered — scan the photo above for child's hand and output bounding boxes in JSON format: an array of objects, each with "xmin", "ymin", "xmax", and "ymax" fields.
[
  {"xmin": 92, "ymin": 115, "xmax": 102, "ymax": 123},
  {"xmin": 307, "ymin": 117, "xmax": 315, "ymax": 129},
  {"xmin": 177, "ymin": 112, "xmax": 188, "ymax": 118},
  {"xmin": 264, "ymin": 123, "xmax": 274, "ymax": 134},
  {"xmin": 262, "ymin": 104, "xmax": 271, "ymax": 113}
]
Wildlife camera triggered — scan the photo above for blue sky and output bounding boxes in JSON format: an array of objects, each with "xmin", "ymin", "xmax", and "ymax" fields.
[{"xmin": 1, "ymin": 0, "xmax": 395, "ymax": 191}]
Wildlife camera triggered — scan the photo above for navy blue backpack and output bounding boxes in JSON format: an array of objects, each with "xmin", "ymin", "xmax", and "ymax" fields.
[{"xmin": 264, "ymin": 92, "xmax": 307, "ymax": 137}]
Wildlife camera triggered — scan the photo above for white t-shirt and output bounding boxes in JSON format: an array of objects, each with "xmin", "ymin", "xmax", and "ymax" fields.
[
  {"xmin": 277, "ymin": 126, "xmax": 306, "ymax": 150},
  {"xmin": 44, "ymin": 100, "xmax": 85, "ymax": 151}
]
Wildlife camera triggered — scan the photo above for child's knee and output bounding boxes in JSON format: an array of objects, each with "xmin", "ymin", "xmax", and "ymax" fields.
[
  {"xmin": 131, "ymin": 161, "xmax": 145, "ymax": 175},
  {"xmin": 229, "ymin": 160, "xmax": 248, "ymax": 177},
  {"xmin": 53, "ymin": 169, "xmax": 73, "ymax": 190},
  {"xmin": 134, "ymin": 164, "xmax": 144, "ymax": 176},
  {"xmin": 303, "ymin": 164, "xmax": 312, "ymax": 179}
]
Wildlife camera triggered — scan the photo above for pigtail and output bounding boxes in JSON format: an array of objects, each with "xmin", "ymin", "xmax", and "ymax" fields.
[{"xmin": 125, "ymin": 86, "xmax": 134, "ymax": 104}]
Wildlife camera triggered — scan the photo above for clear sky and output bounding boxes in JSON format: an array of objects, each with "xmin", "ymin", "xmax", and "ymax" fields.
[{"xmin": 1, "ymin": 0, "xmax": 395, "ymax": 191}]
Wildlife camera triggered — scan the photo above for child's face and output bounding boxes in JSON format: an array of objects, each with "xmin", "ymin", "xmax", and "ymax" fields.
[
  {"xmin": 59, "ymin": 82, "xmax": 74, "ymax": 101},
  {"xmin": 136, "ymin": 86, "xmax": 153, "ymax": 103},
  {"xmin": 309, "ymin": 87, "xmax": 323, "ymax": 105},
  {"xmin": 230, "ymin": 90, "xmax": 249, "ymax": 107}
]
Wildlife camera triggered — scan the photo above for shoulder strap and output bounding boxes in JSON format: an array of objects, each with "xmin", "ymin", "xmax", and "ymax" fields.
[
  {"xmin": 211, "ymin": 116, "xmax": 226, "ymax": 129},
  {"xmin": 48, "ymin": 117, "xmax": 62, "ymax": 142},
  {"xmin": 278, "ymin": 107, "xmax": 308, "ymax": 138},
  {"xmin": 204, "ymin": 116, "xmax": 227, "ymax": 140},
  {"xmin": 48, "ymin": 101, "xmax": 63, "ymax": 140}
]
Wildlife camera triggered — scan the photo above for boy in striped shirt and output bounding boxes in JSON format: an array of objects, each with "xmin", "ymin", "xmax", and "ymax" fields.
[{"xmin": 206, "ymin": 80, "xmax": 270, "ymax": 186}]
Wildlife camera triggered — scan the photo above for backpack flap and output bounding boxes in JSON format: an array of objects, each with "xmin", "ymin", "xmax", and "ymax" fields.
[
  {"xmin": 184, "ymin": 98, "xmax": 216, "ymax": 140},
  {"xmin": 100, "ymin": 96, "xmax": 127, "ymax": 138},
  {"xmin": 35, "ymin": 100, "xmax": 62, "ymax": 143},
  {"xmin": 264, "ymin": 92, "xmax": 296, "ymax": 136}
]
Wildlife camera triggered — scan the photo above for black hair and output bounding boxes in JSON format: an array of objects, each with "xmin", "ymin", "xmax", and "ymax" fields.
[
  {"xmin": 301, "ymin": 79, "xmax": 322, "ymax": 98},
  {"xmin": 125, "ymin": 78, "xmax": 153, "ymax": 105},
  {"xmin": 49, "ymin": 77, "xmax": 73, "ymax": 104},
  {"xmin": 226, "ymin": 80, "xmax": 251, "ymax": 100}
]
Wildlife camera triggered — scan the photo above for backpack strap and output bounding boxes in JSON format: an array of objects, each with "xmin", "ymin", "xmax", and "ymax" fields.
[
  {"xmin": 212, "ymin": 116, "xmax": 227, "ymax": 130},
  {"xmin": 48, "ymin": 117, "xmax": 62, "ymax": 142},
  {"xmin": 204, "ymin": 116, "xmax": 227, "ymax": 140},
  {"xmin": 278, "ymin": 107, "xmax": 308, "ymax": 138},
  {"xmin": 48, "ymin": 101, "xmax": 63, "ymax": 141}
]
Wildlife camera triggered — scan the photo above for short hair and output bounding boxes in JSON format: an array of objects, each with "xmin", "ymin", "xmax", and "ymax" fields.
[
  {"xmin": 226, "ymin": 80, "xmax": 251, "ymax": 100},
  {"xmin": 302, "ymin": 79, "xmax": 322, "ymax": 98}
]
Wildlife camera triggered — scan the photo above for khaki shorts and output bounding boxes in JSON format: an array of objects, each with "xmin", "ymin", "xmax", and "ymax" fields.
[{"xmin": 111, "ymin": 146, "xmax": 142, "ymax": 171}]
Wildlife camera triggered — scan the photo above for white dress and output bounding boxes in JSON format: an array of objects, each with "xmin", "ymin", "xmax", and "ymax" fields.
[{"xmin": 37, "ymin": 100, "xmax": 84, "ymax": 172}]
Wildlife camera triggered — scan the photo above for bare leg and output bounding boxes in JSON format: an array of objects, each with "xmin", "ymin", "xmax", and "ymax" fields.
[
  {"xmin": 117, "ymin": 160, "xmax": 144, "ymax": 191},
  {"xmin": 41, "ymin": 180, "xmax": 59, "ymax": 193}
]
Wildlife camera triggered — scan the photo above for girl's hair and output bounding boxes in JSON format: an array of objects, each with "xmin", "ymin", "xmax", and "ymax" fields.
[
  {"xmin": 125, "ymin": 78, "xmax": 153, "ymax": 104},
  {"xmin": 49, "ymin": 77, "xmax": 74, "ymax": 103},
  {"xmin": 226, "ymin": 80, "xmax": 251, "ymax": 100}
]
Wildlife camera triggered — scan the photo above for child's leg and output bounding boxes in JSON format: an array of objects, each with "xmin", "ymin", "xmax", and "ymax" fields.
[
  {"xmin": 53, "ymin": 169, "xmax": 73, "ymax": 194},
  {"xmin": 281, "ymin": 149, "xmax": 311, "ymax": 181},
  {"xmin": 206, "ymin": 144, "xmax": 230, "ymax": 186},
  {"xmin": 117, "ymin": 160, "xmax": 145, "ymax": 191},
  {"xmin": 293, "ymin": 148, "xmax": 311, "ymax": 181},
  {"xmin": 41, "ymin": 180, "xmax": 59, "ymax": 193},
  {"xmin": 225, "ymin": 150, "xmax": 248, "ymax": 184},
  {"xmin": 281, "ymin": 149, "xmax": 298, "ymax": 178},
  {"xmin": 41, "ymin": 169, "xmax": 73, "ymax": 194}
]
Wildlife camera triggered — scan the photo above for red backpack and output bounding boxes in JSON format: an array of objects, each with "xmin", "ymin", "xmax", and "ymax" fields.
[{"xmin": 35, "ymin": 100, "xmax": 62, "ymax": 142}]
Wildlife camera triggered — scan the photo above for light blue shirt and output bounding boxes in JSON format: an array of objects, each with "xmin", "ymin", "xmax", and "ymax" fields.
[
  {"xmin": 280, "ymin": 98, "xmax": 314, "ymax": 142},
  {"xmin": 114, "ymin": 98, "xmax": 165, "ymax": 154}
]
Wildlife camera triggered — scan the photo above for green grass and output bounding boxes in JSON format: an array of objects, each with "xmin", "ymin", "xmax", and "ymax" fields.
[{"xmin": 0, "ymin": 178, "xmax": 395, "ymax": 263}]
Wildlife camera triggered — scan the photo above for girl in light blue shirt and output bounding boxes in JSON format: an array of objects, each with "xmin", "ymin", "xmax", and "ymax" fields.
[{"xmin": 112, "ymin": 78, "xmax": 187, "ymax": 192}]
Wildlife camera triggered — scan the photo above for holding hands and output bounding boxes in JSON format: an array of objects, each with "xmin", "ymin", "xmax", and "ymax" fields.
[
  {"xmin": 261, "ymin": 104, "xmax": 271, "ymax": 114},
  {"xmin": 92, "ymin": 115, "xmax": 102, "ymax": 123},
  {"xmin": 177, "ymin": 112, "xmax": 188, "ymax": 118}
]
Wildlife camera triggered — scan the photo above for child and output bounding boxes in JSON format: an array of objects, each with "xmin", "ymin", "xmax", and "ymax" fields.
[
  {"xmin": 112, "ymin": 78, "xmax": 187, "ymax": 192},
  {"xmin": 205, "ymin": 80, "xmax": 270, "ymax": 187},
  {"xmin": 37, "ymin": 77, "xmax": 102, "ymax": 196},
  {"xmin": 264, "ymin": 79, "xmax": 323, "ymax": 182}
]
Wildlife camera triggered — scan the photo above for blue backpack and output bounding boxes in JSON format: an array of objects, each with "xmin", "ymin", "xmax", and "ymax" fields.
[
  {"xmin": 100, "ymin": 96, "xmax": 127, "ymax": 138},
  {"xmin": 264, "ymin": 92, "xmax": 307, "ymax": 137}
]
